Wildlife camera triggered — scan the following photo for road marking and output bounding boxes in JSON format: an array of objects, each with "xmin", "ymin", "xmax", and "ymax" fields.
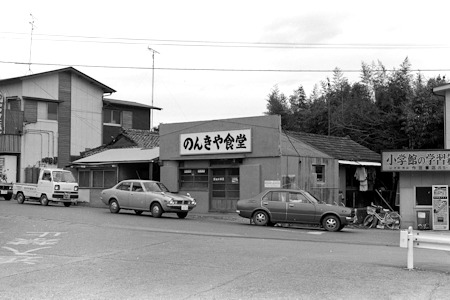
[{"xmin": 0, "ymin": 232, "xmax": 65, "ymax": 265}]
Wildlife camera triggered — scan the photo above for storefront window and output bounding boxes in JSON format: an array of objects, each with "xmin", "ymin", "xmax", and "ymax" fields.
[
  {"xmin": 78, "ymin": 170, "xmax": 90, "ymax": 187},
  {"xmin": 212, "ymin": 168, "xmax": 240, "ymax": 199},
  {"xmin": 180, "ymin": 169, "xmax": 209, "ymax": 190},
  {"xmin": 92, "ymin": 170, "xmax": 116, "ymax": 188},
  {"xmin": 416, "ymin": 187, "xmax": 432, "ymax": 206}
]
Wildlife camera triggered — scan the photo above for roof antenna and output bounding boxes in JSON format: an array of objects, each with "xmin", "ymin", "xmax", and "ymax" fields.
[{"xmin": 28, "ymin": 14, "xmax": 36, "ymax": 74}]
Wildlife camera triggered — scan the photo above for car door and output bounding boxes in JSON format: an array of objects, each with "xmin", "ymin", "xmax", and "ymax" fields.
[
  {"xmin": 115, "ymin": 182, "xmax": 132, "ymax": 208},
  {"xmin": 261, "ymin": 191, "xmax": 287, "ymax": 222},
  {"xmin": 130, "ymin": 182, "xmax": 147, "ymax": 210},
  {"xmin": 286, "ymin": 191, "xmax": 317, "ymax": 223}
]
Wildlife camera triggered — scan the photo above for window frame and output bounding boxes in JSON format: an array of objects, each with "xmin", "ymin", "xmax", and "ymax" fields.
[
  {"xmin": 103, "ymin": 109, "xmax": 122, "ymax": 126},
  {"xmin": 415, "ymin": 186, "xmax": 433, "ymax": 207},
  {"xmin": 179, "ymin": 168, "xmax": 209, "ymax": 190},
  {"xmin": 313, "ymin": 164, "xmax": 325, "ymax": 183},
  {"xmin": 47, "ymin": 102, "xmax": 58, "ymax": 121}
]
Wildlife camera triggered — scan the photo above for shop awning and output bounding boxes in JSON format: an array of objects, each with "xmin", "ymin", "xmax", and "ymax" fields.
[
  {"xmin": 72, "ymin": 147, "xmax": 159, "ymax": 165},
  {"xmin": 338, "ymin": 160, "xmax": 381, "ymax": 167}
]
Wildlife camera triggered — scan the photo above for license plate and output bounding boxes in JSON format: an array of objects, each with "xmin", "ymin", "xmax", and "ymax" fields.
[
  {"xmin": 181, "ymin": 205, "xmax": 188, "ymax": 211},
  {"xmin": 63, "ymin": 193, "xmax": 70, "ymax": 200},
  {"xmin": 0, "ymin": 190, "xmax": 6, "ymax": 194}
]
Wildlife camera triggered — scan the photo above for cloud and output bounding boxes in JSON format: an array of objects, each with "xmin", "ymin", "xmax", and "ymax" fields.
[{"xmin": 261, "ymin": 13, "xmax": 347, "ymax": 44}]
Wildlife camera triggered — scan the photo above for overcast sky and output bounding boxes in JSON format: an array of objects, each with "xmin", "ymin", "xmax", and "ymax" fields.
[{"xmin": 1, "ymin": 0, "xmax": 449, "ymax": 127}]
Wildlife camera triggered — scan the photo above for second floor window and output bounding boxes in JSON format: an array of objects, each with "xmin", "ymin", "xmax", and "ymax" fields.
[
  {"xmin": 47, "ymin": 102, "xmax": 58, "ymax": 120},
  {"xmin": 104, "ymin": 109, "xmax": 121, "ymax": 125},
  {"xmin": 37, "ymin": 102, "xmax": 58, "ymax": 121}
]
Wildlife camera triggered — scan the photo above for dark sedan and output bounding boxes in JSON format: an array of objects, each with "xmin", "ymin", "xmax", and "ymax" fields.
[{"xmin": 236, "ymin": 189, "xmax": 354, "ymax": 231}]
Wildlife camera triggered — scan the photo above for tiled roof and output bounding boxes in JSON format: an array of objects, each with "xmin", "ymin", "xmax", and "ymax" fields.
[
  {"xmin": 285, "ymin": 131, "xmax": 381, "ymax": 162},
  {"xmin": 121, "ymin": 129, "xmax": 159, "ymax": 149},
  {"xmin": 79, "ymin": 129, "xmax": 159, "ymax": 158}
]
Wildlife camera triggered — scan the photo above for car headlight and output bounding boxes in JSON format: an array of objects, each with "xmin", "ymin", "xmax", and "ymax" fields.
[
  {"xmin": 168, "ymin": 199, "xmax": 174, "ymax": 205},
  {"xmin": 54, "ymin": 185, "xmax": 60, "ymax": 191},
  {"xmin": 191, "ymin": 200, "xmax": 196, "ymax": 205},
  {"xmin": 74, "ymin": 186, "xmax": 78, "ymax": 191}
]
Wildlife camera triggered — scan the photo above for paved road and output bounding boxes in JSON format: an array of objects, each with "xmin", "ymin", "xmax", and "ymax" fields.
[{"xmin": 1, "ymin": 199, "xmax": 450, "ymax": 299}]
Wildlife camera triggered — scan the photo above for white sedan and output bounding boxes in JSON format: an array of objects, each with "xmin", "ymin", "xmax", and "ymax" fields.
[{"xmin": 100, "ymin": 180, "xmax": 196, "ymax": 219}]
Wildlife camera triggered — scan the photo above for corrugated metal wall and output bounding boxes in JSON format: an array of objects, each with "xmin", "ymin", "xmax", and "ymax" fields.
[{"xmin": 0, "ymin": 135, "xmax": 21, "ymax": 153}]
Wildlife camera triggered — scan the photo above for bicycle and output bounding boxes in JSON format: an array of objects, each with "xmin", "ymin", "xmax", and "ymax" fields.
[{"xmin": 363, "ymin": 203, "xmax": 401, "ymax": 229}]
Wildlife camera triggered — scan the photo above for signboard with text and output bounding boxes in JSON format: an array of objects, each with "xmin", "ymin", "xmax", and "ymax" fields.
[
  {"xmin": 432, "ymin": 185, "xmax": 449, "ymax": 230},
  {"xmin": 180, "ymin": 129, "xmax": 251, "ymax": 155},
  {"xmin": 0, "ymin": 92, "xmax": 4, "ymax": 134},
  {"xmin": 382, "ymin": 150, "xmax": 450, "ymax": 171}
]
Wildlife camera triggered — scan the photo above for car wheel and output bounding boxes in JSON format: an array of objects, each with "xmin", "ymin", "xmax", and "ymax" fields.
[
  {"xmin": 4, "ymin": 194, "xmax": 12, "ymax": 200},
  {"xmin": 177, "ymin": 212, "xmax": 188, "ymax": 219},
  {"xmin": 40, "ymin": 194, "xmax": 49, "ymax": 206},
  {"xmin": 109, "ymin": 199, "xmax": 120, "ymax": 213},
  {"xmin": 151, "ymin": 203, "xmax": 163, "ymax": 218},
  {"xmin": 134, "ymin": 210, "xmax": 143, "ymax": 215},
  {"xmin": 322, "ymin": 215, "xmax": 340, "ymax": 232},
  {"xmin": 17, "ymin": 193, "xmax": 25, "ymax": 204},
  {"xmin": 63, "ymin": 202, "xmax": 71, "ymax": 207},
  {"xmin": 253, "ymin": 210, "xmax": 269, "ymax": 226}
]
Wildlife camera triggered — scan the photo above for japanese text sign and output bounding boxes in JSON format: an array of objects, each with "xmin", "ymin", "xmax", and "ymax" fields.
[
  {"xmin": 432, "ymin": 185, "xmax": 449, "ymax": 230},
  {"xmin": 180, "ymin": 129, "xmax": 252, "ymax": 155},
  {"xmin": 382, "ymin": 150, "xmax": 450, "ymax": 172},
  {"xmin": 0, "ymin": 93, "xmax": 4, "ymax": 134}
]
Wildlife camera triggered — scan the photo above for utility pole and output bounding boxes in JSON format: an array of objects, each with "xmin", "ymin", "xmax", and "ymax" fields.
[{"xmin": 148, "ymin": 47, "xmax": 160, "ymax": 131}]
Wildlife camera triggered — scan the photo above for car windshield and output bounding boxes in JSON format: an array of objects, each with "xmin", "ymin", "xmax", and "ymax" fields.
[
  {"xmin": 143, "ymin": 181, "xmax": 170, "ymax": 192},
  {"xmin": 52, "ymin": 171, "xmax": 77, "ymax": 183},
  {"xmin": 302, "ymin": 191, "xmax": 320, "ymax": 204}
]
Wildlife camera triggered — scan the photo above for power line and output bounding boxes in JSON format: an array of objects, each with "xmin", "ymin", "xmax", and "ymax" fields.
[
  {"xmin": 1, "ymin": 60, "xmax": 449, "ymax": 73},
  {"xmin": 1, "ymin": 31, "xmax": 450, "ymax": 49}
]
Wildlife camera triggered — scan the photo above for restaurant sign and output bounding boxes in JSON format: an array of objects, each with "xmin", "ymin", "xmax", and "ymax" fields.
[
  {"xmin": 180, "ymin": 129, "xmax": 251, "ymax": 155},
  {"xmin": 382, "ymin": 150, "xmax": 450, "ymax": 171},
  {"xmin": 0, "ymin": 92, "xmax": 4, "ymax": 134}
]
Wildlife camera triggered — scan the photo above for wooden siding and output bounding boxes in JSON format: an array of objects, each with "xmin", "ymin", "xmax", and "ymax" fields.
[
  {"xmin": 24, "ymin": 100, "xmax": 37, "ymax": 123},
  {"xmin": 0, "ymin": 134, "xmax": 21, "ymax": 153},
  {"xmin": 58, "ymin": 72, "xmax": 71, "ymax": 168},
  {"xmin": 299, "ymin": 156, "xmax": 339, "ymax": 204}
]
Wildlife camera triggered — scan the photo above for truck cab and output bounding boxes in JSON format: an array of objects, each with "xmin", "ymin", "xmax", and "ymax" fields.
[{"xmin": 14, "ymin": 168, "xmax": 79, "ymax": 207}]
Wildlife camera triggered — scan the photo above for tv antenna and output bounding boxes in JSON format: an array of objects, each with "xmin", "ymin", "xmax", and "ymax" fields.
[
  {"xmin": 28, "ymin": 14, "xmax": 36, "ymax": 74},
  {"xmin": 148, "ymin": 47, "xmax": 160, "ymax": 131}
]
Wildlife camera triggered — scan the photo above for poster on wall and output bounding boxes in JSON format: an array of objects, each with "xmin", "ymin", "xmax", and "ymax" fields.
[{"xmin": 431, "ymin": 185, "xmax": 449, "ymax": 230}]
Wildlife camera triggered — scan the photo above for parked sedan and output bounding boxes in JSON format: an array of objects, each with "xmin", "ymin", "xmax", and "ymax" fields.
[
  {"xmin": 236, "ymin": 189, "xmax": 354, "ymax": 231},
  {"xmin": 100, "ymin": 180, "xmax": 196, "ymax": 218}
]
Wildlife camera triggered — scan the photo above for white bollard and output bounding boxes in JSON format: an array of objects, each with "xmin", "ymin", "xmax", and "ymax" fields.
[{"xmin": 407, "ymin": 226, "xmax": 414, "ymax": 270}]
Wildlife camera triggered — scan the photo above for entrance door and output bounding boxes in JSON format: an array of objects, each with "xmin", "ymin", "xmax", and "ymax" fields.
[{"xmin": 210, "ymin": 168, "xmax": 239, "ymax": 212}]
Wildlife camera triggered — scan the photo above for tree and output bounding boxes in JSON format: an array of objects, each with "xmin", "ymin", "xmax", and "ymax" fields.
[
  {"xmin": 265, "ymin": 85, "xmax": 289, "ymax": 128},
  {"xmin": 264, "ymin": 58, "xmax": 448, "ymax": 152}
]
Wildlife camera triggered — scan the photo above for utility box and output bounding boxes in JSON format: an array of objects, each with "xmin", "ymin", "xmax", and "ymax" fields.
[{"xmin": 417, "ymin": 210, "xmax": 431, "ymax": 230}]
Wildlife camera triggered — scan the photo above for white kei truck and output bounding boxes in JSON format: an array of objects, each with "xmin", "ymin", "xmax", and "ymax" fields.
[{"xmin": 13, "ymin": 168, "xmax": 79, "ymax": 207}]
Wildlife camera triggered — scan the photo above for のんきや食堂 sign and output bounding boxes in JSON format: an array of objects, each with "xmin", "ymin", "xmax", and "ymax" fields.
[{"xmin": 180, "ymin": 129, "xmax": 251, "ymax": 155}]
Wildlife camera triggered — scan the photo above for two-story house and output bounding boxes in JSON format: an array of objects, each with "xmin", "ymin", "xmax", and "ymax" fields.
[
  {"xmin": 0, "ymin": 67, "xmax": 116, "ymax": 183},
  {"xmin": 0, "ymin": 67, "xmax": 161, "ymax": 186}
]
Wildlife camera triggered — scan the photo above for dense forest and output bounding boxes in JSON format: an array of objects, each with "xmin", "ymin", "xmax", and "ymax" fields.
[{"xmin": 265, "ymin": 57, "xmax": 448, "ymax": 153}]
